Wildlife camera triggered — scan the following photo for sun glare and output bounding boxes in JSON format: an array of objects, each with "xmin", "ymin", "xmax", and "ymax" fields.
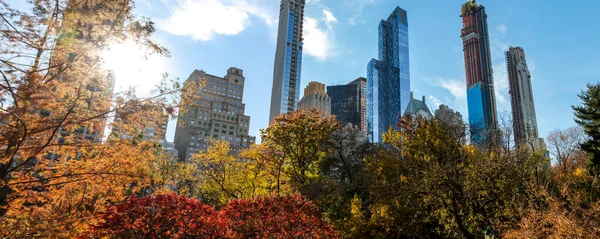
[{"xmin": 101, "ymin": 40, "xmax": 168, "ymax": 97}]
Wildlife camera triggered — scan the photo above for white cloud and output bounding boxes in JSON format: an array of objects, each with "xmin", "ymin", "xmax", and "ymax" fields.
[
  {"xmin": 303, "ymin": 9, "xmax": 337, "ymax": 60},
  {"xmin": 157, "ymin": 0, "xmax": 275, "ymax": 41},
  {"xmin": 438, "ymin": 78, "xmax": 467, "ymax": 99},
  {"xmin": 489, "ymin": 23, "xmax": 511, "ymax": 110},
  {"xmin": 428, "ymin": 95, "xmax": 443, "ymax": 109},
  {"xmin": 347, "ymin": 0, "xmax": 376, "ymax": 26},
  {"xmin": 323, "ymin": 9, "xmax": 338, "ymax": 23},
  {"xmin": 497, "ymin": 24, "xmax": 507, "ymax": 34}
]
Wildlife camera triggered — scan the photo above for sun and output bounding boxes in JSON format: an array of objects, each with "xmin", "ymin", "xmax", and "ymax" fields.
[{"xmin": 101, "ymin": 40, "xmax": 169, "ymax": 97}]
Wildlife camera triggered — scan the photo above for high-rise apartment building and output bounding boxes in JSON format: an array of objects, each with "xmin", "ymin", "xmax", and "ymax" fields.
[
  {"xmin": 435, "ymin": 104, "xmax": 465, "ymax": 138},
  {"xmin": 461, "ymin": 0, "xmax": 498, "ymax": 144},
  {"xmin": 506, "ymin": 46, "xmax": 539, "ymax": 146},
  {"xmin": 174, "ymin": 68, "xmax": 255, "ymax": 160},
  {"xmin": 298, "ymin": 81, "xmax": 331, "ymax": 115},
  {"xmin": 367, "ymin": 7, "xmax": 411, "ymax": 143},
  {"xmin": 269, "ymin": 0, "xmax": 305, "ymax": 125},
  {"xmin": 327, "ymin": 77, "xmax": 367, "ymax": 132}
]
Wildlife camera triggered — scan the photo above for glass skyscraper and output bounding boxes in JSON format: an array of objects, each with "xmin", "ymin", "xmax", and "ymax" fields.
[
  {"xmin": 367, "ymin": 7, "xmax": 410, "ymax": 143},
  {"xmin": 269, "ymin": 0, "xmax": 305, "ymax": 125},
  {"xmin": 461, "ymin": 0, "xmax": 498, "ymax": 145}
]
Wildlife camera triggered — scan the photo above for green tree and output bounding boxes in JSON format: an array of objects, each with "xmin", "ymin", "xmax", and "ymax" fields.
[
  {"xmin": 260, "ymin": 109, "xmax": 339, "ymax": 189},
  {"xmin": 191, "ymin": 140, "xmax": 270, "ymax": 206},
  {"xmin": 573, "ymin": 82, "xmax": 600, "ymax": 176}
]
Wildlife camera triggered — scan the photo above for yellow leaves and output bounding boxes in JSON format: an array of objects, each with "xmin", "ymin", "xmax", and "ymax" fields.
[
  {"xmin": 400, "ymin": 175, "xmax": 408, "ymax": 183},
  {"xmin": 573, "ymin": 167, "xmax": 586, "ymax": 177},
  {"xmin": 191, "ymin": 140, "xmax": 273, "ymax": 206}
]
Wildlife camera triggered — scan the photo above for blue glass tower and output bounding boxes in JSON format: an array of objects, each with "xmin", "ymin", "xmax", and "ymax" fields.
[
  {"xmin": 269, "ymin": 0, "xmax": 305, "ymax": 125},
  {"xmin": 367, "ymin": 7, "xmax": 410, "ymax": 143}
]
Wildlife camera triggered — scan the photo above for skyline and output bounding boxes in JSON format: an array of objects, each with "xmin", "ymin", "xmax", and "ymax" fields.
[{"xmin": 73, "ymin": 0, "xmax": 600, "ymax": 143}]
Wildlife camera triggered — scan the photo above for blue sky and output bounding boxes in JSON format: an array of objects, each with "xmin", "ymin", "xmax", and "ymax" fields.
[{"xmin": 116, "ymin": 0, "xmax": 600, "ymax": 142}]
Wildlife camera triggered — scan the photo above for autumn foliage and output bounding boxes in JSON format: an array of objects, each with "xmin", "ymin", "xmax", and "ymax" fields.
[
  {"xmin": 82, "ymin": 194, "xmax": 219, "ymax": 238},
  {"xmin": 83, "ymin": 193, "xmax": 339, "ymax": 239},
  {"xmin": 220, "ymin": 195, "xmax": 339, "ymax": 238}
]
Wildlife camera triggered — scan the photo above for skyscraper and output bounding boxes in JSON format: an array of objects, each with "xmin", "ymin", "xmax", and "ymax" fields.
[
  {"xmin": 269, "ymin": 0, "xmax": 305, "ymax": 125},
  {"xmin": 328, "ymin": 77, "xmax": 367, "ymax": 132},
  {"xmin": 298, "ymin": 81, "xmax": 331, "ymax": 115},
  {"xmin": 367, "ymin": 7, "xmax": 410, "ymax": 143},
  {"xmin": 174, "ymin": 67, "xmax": 255, "ymax": 160},
  {"xmin": 460, "ymin": 0, "xmax": 498, "ymax": 144},
  {"xmin": 506, "ymin": 46, "xmax": 539, "ymax": 146}
]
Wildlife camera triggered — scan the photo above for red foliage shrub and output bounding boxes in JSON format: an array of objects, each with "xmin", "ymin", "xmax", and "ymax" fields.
[
  {"xmin": 220, "ymin": 195, "xmax": 340, "ymax": 238},
  {"xmin": 83, "ymin": 194, "xmax": 339, "ymax": 239},
  {"xmin": 80, "ymin": 193, "xmax": 221, "ymax": 238}
]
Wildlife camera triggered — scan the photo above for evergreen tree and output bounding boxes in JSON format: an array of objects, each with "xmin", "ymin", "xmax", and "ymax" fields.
[{"xmin": 573, "ymin": 83, "xmax": 600, "ymax": 176}]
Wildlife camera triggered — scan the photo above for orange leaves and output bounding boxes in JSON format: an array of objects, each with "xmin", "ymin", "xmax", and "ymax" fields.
[{"xmin": 83, "ymin": 193, "xmax": 340, "ymax": 239}]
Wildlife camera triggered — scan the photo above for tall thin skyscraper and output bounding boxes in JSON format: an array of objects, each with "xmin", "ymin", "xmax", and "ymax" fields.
[
  {"xmin": 461, "ymin": 0, "xmax": 498, "ymax": 144},
  {"xmin": 269, "ymin": 0, "xmax": 305, "ymax": 125},
  {"xmin": 506, "ymin": 46, "xmax": 539, "ymax": 146},
  {"xmin": 367, "ymin": 7, "xmax": 410, "ymax": 143}
]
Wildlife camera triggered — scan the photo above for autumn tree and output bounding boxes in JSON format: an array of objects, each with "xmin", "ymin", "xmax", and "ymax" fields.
[
  {"xmin": 85, "ymin": 194, "xmax": 340, "ymax": 239},
  {"xmin": 260, "ymin": 109, "xmax": 339, "ymax": 189},
  {"xmin": 0, "ymin": 0, "xmax": 194, "ymax": 236},
  {"xmin": 351, "ymin": 116, "xmax": 548, "ymax": 238},
  {"xmin": 573, "ymin": 82, "xmax": 600, "ymax": 176},
  {"xmin": 81, "ymin": 193, "xmax": 220, "ymax": 239},
  {"xmin": 546, "ymin": 126, "xmax": 585, "ymax": 171},
  {"xmin": 191, "ymin": 140, "xmax": 270, "ymax": 206},
  {"xmin": 220, "ymin": 194, "xmax": 339, "ymax": 239}
]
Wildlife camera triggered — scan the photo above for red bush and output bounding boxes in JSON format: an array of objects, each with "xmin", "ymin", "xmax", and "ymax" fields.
[
  {"xmin": 81, "ymin": 193, "xmax": 221, "ymax": 238},
  {"xmin": 220, "ymin": 195, "xmax": 339, "ymax": 238},
  {"xmin": 83, "ymin": 194, "xmax": 339, "ymax": 239}
]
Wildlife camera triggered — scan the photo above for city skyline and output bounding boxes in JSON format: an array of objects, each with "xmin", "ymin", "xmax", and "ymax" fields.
[{"xmin": 76, "ymin": 0, "xmax": 600, "ymax": 144}]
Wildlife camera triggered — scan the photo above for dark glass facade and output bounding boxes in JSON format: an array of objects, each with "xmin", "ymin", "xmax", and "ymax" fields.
[
  {"xmin": 327, "ymin": 77, "xmax": 367, "ymax": 132},
  {"xmin": 461, "ymin": 1, "xmax": 498, "ymax": 145},
  {"xmin": 367, "ymin": 7, "xmax": 410, "ymax": 143}
]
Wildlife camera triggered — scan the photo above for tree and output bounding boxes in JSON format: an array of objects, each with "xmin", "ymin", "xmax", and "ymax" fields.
[
  {"xmin": 191, "ymin": 140, "xmax": 270, "ymax": 206},
  {"xmin": 84, "ymin": 194, "xmax": 339, "ymax": 239},
  {"xmin": 573, "ymin": 82, "xmax": 600, "ymax": 176},
  {"xmin": 546, "ymin": 126, "xmax": 585, "ymax": 171},
  {"xmin": 81, "ymin": 193, "xmax": 220, "ymax": 239},
  {"xmin": 352, "ymin": 116, "xmax": 548, "ymax": 238},
  {"xmin": 220, "ymin": 194, "xmax": 339, "ymax": 239},
  {"xmin": 0, "ymin": 0, "xmax": 193, "ymax": 236},
  {"xmin": 260, "ymin": 109, "xmax": 339, "ymax": 188}
]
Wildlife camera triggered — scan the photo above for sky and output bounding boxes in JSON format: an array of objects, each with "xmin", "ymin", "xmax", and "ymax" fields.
[{"xmin": 88, "ymin": 0, "xmax": 600, "ymax": 142}]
